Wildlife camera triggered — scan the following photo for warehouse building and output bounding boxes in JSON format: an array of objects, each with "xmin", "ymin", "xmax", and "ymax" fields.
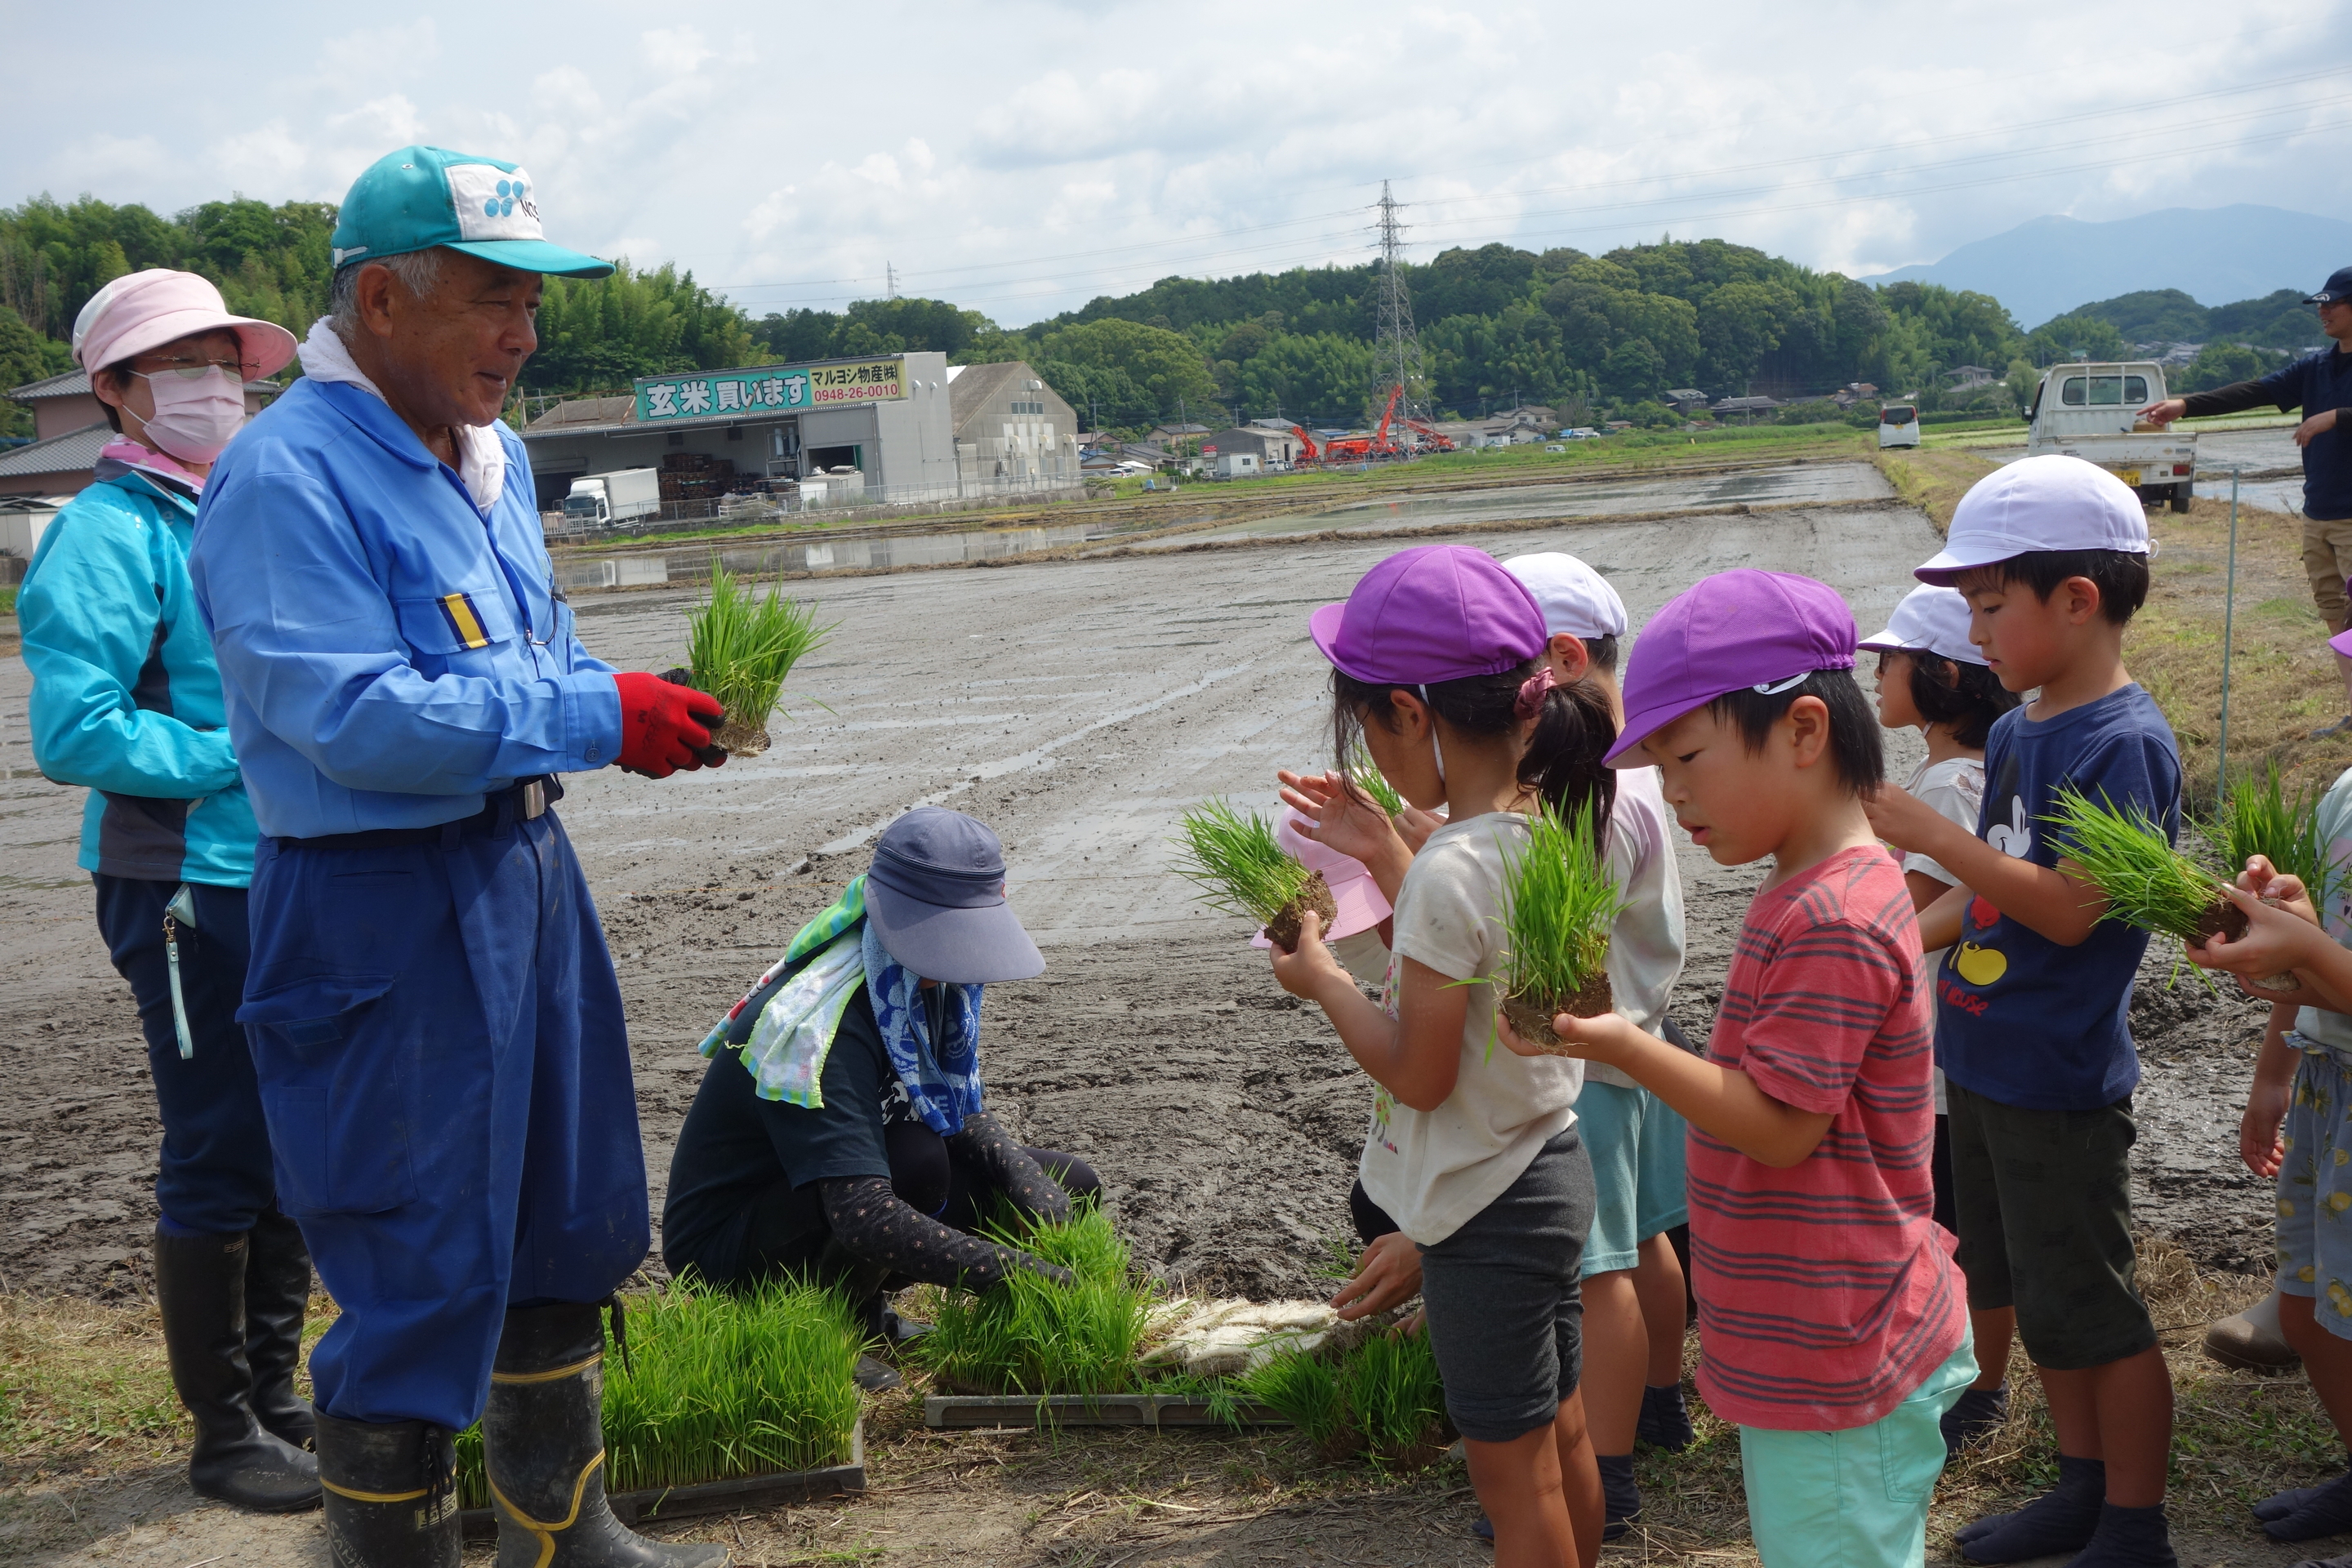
[
  {"xmin": 946, "ymin": 361, "xmax": 1081, "ymax": 492},
  {"xmin": 520, "ymin": 350, "xmax": 959, "ymax": 515}
]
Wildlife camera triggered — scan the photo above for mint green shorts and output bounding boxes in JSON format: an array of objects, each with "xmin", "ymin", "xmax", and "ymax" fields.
[{"xmin": 1738, "ymin": 1334, "xmax": 1977, "ymax": 1568}]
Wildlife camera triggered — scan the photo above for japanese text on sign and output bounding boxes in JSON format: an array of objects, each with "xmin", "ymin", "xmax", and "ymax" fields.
[{"xmin": 635, "ymin": 358, "xmax": 906, "ymax": 423}]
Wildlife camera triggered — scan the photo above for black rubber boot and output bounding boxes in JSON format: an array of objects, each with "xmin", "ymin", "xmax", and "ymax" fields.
[
  {"xmin": 244, "ymin": 1207, "xmax": 317, "ymax": 1450},
  {"xmin": 483, "ymin": 1302, "xmax": 728, "ymax": 1568},
  {"xmin": 315, "ymin": 1411, "xmax": 461, "ymax": 1568},
  {"xmin": 151, "ymin": 1225, "xmax": 321, "ymax": 1512}
]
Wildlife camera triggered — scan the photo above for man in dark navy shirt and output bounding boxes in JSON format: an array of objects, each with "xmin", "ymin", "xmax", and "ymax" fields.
[{"xmin": 2144, "ymin": 266, "xmax": 2352, "ymax": 735}]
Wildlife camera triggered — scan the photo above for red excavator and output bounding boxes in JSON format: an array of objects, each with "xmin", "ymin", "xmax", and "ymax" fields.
[
  {"xmin": 1321, "ymin": 385, "xmax": 1405, "ymax": 464},
  {"xmin": 1403, "ymin": 416, "xmax": 1455, "ymax": 453}
]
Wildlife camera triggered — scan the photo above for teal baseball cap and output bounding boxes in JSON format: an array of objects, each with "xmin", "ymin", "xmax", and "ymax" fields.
[{"xmin": 330, "ymin": 145, "xmax": 613, "ymax": 278}]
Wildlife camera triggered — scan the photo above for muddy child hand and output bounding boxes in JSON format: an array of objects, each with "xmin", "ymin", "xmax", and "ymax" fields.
[
  {"xmin": 1497, "ymin": 1006, "xmax": 1637, "ymax": 1062},
  {"xmin": 2242, "ymin": 1079, "xmax": 2290, "ymax": 1179},
  {"xmin": 1330, "ymin": 1230, "xmax": 1423, "ymax": 1322},
  {"xmin": 1268, "ymin": 909, "xmax": 1344, "ymax": 994},
  {"xmin": 2187, "ymin": 883, "xmax": 2325, "ymax": 981}
]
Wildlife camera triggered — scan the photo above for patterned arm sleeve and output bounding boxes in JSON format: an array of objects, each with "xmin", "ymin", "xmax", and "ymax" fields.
[
  {"xmin": 945, "ymin": 1111, "xmax": 1074, "ymax": 1224},
  {"xmin": 817, "ymin": 1175, "xmax": 1073, "ymax": 1291}
]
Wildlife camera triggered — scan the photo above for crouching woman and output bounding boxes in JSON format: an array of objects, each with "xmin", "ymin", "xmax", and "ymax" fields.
[{"xmin": 662, "ymin": 808, "xmax": 1099, "ymax": 1359}]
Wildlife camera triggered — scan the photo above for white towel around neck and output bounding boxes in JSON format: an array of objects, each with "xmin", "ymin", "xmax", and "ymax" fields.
[{"xmin": 298, "ymin": 318, "xmax": 505, "ymax": 511}]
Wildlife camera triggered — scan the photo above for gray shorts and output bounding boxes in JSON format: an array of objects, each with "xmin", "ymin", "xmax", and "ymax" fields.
[{"xmin": 1418, "ymin": 1125, "xmax": 1597, "ymax": 1444}]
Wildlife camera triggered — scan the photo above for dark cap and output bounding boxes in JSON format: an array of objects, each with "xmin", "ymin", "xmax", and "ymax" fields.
[
  {"xmin": 864, "ymin": 807, "xmax": 1044, "ymax": 985},
  {"xmin": 2308, "ymin": 267, "xmax": 2352, "ymax": 305}
]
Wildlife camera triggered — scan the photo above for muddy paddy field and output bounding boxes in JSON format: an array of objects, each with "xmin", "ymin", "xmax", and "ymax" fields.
[{"xmin": 0, "ymin": 464, "xmax": 2301, "ymax": 1565}]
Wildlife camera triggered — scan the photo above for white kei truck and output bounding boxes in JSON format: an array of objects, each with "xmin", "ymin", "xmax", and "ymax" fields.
[
  {"xmin": 2024, "ymin": 361, "xmax": 2197, "ymax": 513},
  {"xmin": 561, "ymin": 467, "xmax": 662, "ymax": 528}
]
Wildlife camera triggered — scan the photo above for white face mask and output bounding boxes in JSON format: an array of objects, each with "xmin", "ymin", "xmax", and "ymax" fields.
[{"xmin": 133, "ymin": 366, "xmax": 247, "ymax": 462}]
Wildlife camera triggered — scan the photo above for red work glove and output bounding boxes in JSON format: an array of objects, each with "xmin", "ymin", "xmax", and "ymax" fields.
[{"xmin": 613, "ymin": 671, "xmax": 724, "ymax": 779}]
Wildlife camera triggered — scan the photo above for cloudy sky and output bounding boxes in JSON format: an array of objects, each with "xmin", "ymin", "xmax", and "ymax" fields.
[{"xmin": 11, "ymin": 0, "xmax": 2351, "ymax": 324}]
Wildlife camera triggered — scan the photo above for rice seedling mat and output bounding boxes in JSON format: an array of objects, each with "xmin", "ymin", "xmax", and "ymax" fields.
[
  {"xmin": 924, "ymin": 1394, "xmax": 1289, "ymax": 1430},
  {"xmin": 457, "ymin": 1418, "xmax": 866, "ymax": 1540}
]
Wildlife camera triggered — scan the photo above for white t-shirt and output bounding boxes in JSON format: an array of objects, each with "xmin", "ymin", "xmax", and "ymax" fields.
[
  {"xmin": 1590, "ymin": 766, "xmax": 1687, "ymax": 1089},
  {"xmin": 2295, "ymin": 766, "xmax": 2352, "ymax": 1051},
  {"xmin": 1902, "ymin": 754, "xmax": 1986, "ymax": 1114},
  {"xmin": 1361, "ymin": 812, "xmax": 1582, "ymax": 1245}
]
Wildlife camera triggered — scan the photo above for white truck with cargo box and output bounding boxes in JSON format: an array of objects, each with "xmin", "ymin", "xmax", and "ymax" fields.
[
  {"xmin": 2024, "ymin": 362, "xmax": 2196, "ymax": 513},
  {"xmin": 561, "ymin": 467, "xmax": 661, "ymax": 528}
]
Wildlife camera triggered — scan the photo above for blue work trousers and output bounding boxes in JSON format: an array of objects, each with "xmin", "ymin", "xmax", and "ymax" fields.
[
  {"xmin": 238, "ymin": 808, "xmax": 648, "ymax": 1430},
  {"xmin": 92, "ymin": 874, "xmax": 277, "ymax": 1234}
]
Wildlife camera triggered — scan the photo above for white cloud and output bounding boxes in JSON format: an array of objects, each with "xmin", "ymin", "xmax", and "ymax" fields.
[{"xmin": 0, "ymin": 0, "xmax": 2343, "ymax": 324}]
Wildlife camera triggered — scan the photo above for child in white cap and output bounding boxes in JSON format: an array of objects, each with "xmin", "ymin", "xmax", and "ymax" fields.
[
  {"xmin": 1869, "ymin": 453, "xmax": 2182, "ymax": 1568},
  {"xmin": 1503, "ymin": 552, "xmax": 1695, "ymax": 1537},
  {"xmin": 1860, "ymin": 584, "xmax": 2021, "ymax": 1452}
]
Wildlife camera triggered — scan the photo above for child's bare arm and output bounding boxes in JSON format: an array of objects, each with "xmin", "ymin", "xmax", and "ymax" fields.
[
  {"xmin": 2240, "ymin": 1003, "xmax": 2301, "ymax": 1180},
  {"xmin": 1917, "ymin": 881, "xmax": 1971, "ymax": 954},
  {"xmin": 1271, "ymin": 911, "xmax": 1466, "ymax": 1112},
  {"xmin": 1500, "ymin": 1012, "xmax": 1834, "ymax": 1169},
  {"xmin": 1866, "ymin": 785, "xmax": 2105, "ymax": 946}
]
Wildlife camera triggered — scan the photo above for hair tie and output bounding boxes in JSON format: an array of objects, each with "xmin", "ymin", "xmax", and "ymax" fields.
[{"xmin": 1515, "ymin": 666, "xmax": 1557, "ymax": 720}]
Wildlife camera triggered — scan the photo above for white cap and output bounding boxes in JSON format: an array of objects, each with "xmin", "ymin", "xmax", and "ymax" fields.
[
  {"xmin": 1915, "ymin": 454, "xmax": 2149, "ymax": 584},
  {"xmin": 1859, "ymin": 585, "xmax": 1985, "ymax": 666},
  {"xmin": 1501, "ymin": 552, "xmax": 1628, "ymax": 639}
]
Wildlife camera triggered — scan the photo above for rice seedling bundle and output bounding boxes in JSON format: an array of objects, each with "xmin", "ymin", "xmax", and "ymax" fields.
[
  {"xmin": 1495, "ymin": 802, "xmax": 1624, "ymax": 1050},
  {"xmin": 1345, "ymin": 742, "xmax": 1408, "ymax": 817},
  {"xmin": 2044, "ymin": 786, "xmax": 2245, "ymax": 946},
  {"xmin": 2209, "ymin": 760, "xmax": 2333, "ymax": 903},
  {"xmin": 1238, "ymin": 1330, "xmax": 1448, "ymax": 1468},
  {"xmin": 452, "ymin": 1276, "xmax": 862, "ymax": 1506},
  {"xmin": 685, "ymin": 561, "xmax": 833, "ymax": 756},
  {"xmin": 1171, "ymin": 798, "xmax": 1336, "ymax": 950},
  {"xmin": 915, "ymin": 1205, "xmax": 1158, "ymax": 1396}
]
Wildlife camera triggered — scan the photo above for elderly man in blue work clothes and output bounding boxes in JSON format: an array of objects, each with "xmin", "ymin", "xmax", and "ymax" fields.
[{"xmin": 189, "ymin": 146, "xmax": 730, "ymax": 1568}]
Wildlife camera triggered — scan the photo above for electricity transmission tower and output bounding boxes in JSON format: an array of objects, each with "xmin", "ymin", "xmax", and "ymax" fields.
[
  {"xmin": 1370, "ymin": 181, "xmax": 1428, "ymax": 426},
  {"xmin": 885, "ymin": 261, "xmax": 900, "ymax": 300}
]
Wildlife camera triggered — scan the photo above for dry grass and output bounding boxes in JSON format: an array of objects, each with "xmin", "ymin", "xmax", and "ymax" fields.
[
  {"xmin": 1872, "ymin": 446, "xmax": 2000, "ymax": 533},
  {"xmin": 2132, "ymin": 492, "xmax": 2352, "ymax": 807},
  {"xmin": 0, "ymin": 1293, "xmax": 185, "ymax": 1485}
]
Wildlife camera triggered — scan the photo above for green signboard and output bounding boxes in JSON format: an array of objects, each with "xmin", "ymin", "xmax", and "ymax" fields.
[{"xmin": 635, "ymin": 357, "xmax": 906, "ymax": 424}]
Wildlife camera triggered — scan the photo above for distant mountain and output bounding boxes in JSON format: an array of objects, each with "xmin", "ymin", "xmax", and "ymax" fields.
[
  {"xmin": 1859, "ymin": 206, "xmax": 2352, "ymax": 332},
  {"xmin": 2061, "ymin": 287, "xmax": 2314, "ymax": 350}
]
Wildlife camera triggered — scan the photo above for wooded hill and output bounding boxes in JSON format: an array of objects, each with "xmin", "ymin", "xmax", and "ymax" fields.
[{"xmin": 0, "ymin": 194, "xmax": 2323, "ymax": 441}]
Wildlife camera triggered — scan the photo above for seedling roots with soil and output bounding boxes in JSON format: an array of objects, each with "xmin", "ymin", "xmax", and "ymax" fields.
[{"xmin": 1172, "ymin": 798, "xmax": 1337, "ymax": 950}]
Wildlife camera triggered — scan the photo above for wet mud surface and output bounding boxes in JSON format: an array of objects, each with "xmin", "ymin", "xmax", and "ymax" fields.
[{"xmin": 0, "ymin": 494, "xmax": 2278, "ymax": 1304}]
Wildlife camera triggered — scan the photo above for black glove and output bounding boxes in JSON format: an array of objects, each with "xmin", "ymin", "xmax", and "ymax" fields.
[{"xmin": 947, "ymin": 1111, "xmax": 1074, "ymax": 1226}]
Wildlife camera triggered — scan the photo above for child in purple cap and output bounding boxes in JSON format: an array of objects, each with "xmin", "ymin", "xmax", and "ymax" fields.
[
  {"xmin": 1270, "ymin": 544, "xmax": 1621, "ymax": 1566},
  {"xmin": 1868, "ymin": 457, "xmax": 2183, "ymax": 1568},
  {"xmin": 1505, "ymin": 567, "xmax": 1971, "ymax": 1568}
]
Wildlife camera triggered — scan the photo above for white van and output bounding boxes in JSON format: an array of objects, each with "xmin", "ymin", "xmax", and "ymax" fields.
[{"xmin": 1878, "ymin": 403, "xmax": 1921, "ymax": 449}]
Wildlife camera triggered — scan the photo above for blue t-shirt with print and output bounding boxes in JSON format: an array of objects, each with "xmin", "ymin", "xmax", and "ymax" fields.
[{"xmin": 1935, "ymin": 684, "xmax": 2182, "ymax": 1111}]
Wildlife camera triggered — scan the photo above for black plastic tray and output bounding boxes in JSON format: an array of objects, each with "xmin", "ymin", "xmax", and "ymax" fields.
[
  {"xmin": 924, "ymin": 1394, "xmax": 1290, "ymax": 1430},
  {"xmin": 458, "ymin": 1417, "xmax": 864, "ymax": 1539}
]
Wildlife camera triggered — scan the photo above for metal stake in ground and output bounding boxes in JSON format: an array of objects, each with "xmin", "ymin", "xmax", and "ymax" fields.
[{"xmin": 2219, "ymin": 466, "xmax": 2242, "ymax": 796}]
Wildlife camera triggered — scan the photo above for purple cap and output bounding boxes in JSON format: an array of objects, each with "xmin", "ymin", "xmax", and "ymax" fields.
[
  {"xmin": 1309, "ymin": 546, "xmax": 1547, "ymax": 684},
  {"xmin": 1606, "ymin": 569, "xmax": 1858, "ymax": 765}
]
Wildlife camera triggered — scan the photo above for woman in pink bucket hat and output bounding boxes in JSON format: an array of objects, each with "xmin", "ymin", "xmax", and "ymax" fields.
[{"xmin": 16, "ymin": 274, "xmax": 312, "ymax": 1513}]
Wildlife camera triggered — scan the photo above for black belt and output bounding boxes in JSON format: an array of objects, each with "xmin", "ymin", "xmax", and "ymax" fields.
[{"xmin": 276, "ymin": 777, "xmax": 558, "ymax": 852}]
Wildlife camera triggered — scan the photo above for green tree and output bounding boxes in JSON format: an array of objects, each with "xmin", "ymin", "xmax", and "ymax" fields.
[
  {"xmin": 1034, "ymin": 318, "xmax": 1219, "ymax": 425},
  {"xmin": 0, "ymin": 304, "xmax": 71, "ymax": 434},
  {"xmin": 2176, "ymin": 341, "xmax": 2287, "ymax": 394}
]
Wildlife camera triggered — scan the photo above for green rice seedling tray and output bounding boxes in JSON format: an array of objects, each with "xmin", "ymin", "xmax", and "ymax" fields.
[
  {"xmin": 459, "ymin": 1417, "xmax": 864, "ymax": 1539},
  {"xmin": 924, "ymin": 1394, "xmax": 1289, "ymax": 1430}
]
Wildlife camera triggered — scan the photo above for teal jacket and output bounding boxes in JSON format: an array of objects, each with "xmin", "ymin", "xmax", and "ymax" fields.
[{"xmin": 20, "ymin": 465, "xmax": 256, "ymax": 886}]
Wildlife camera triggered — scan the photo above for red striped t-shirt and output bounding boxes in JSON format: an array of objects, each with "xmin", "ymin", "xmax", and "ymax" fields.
[{"xmin": 1688, "ymin": 845, "xmax": 1965, "ymax": 1432}]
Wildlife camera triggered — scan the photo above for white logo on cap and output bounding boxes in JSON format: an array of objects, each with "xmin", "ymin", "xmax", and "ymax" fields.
[{"xmin": 446, "ymin": 164, "xmax": 545, "ymax": 243}]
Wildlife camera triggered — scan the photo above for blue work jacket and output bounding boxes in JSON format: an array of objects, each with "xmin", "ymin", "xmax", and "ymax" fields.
[
  {"xmin": 2256, "ymin": 346, "xmax": 2352, "ymax": 520},
  {"xmin": 188, "ymin": 378, "xmax": 621, "ymax": 840},
  {"xmin": 20, "ymin": 465, "xmax": 257, "ymax": 884}
]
